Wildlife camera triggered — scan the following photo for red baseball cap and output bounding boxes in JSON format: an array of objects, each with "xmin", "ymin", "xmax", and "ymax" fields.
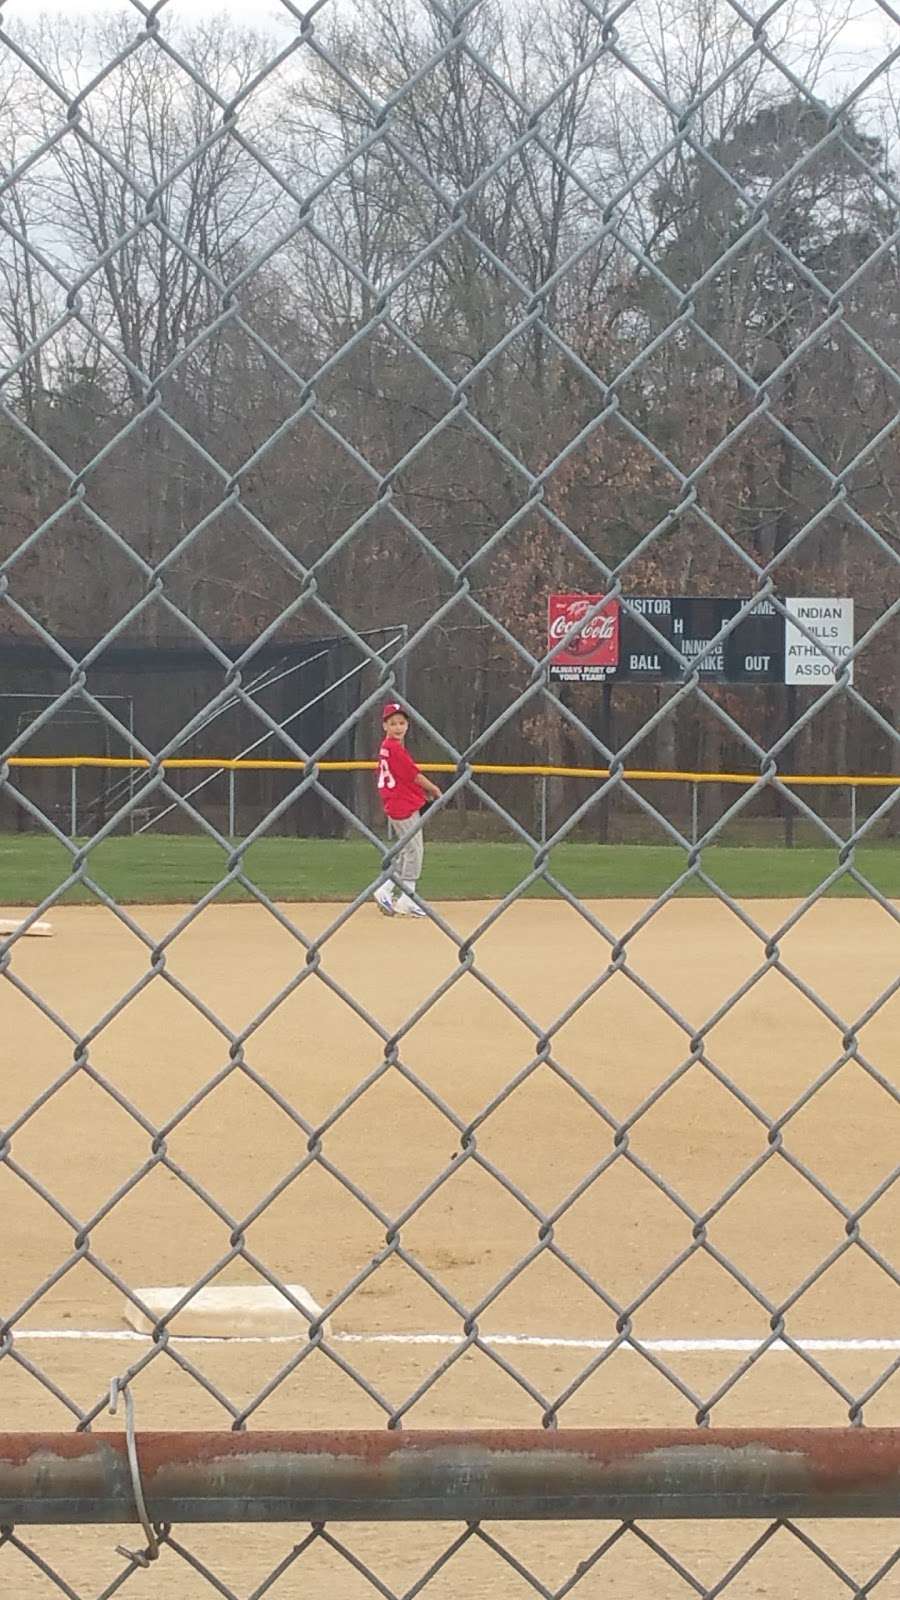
[{"xmin": 382, "ymin": 702, "xmax": 407, "ymax": 721}]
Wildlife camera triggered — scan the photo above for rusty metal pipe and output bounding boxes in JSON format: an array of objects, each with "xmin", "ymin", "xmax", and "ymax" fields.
[{"xmin": 1, "ymin": 1430, "xmax": 899, "ymax": 1524}]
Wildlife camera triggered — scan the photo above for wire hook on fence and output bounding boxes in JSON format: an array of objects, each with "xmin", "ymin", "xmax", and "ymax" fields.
[{"xmin": 107, "ymin": 1378, "xmax": 164, "ymax": 1568}]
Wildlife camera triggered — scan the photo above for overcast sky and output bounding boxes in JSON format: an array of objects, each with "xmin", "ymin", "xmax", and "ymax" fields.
[
  {"xmin": 4, "ymin": 0, "xmax": 291, "ymax": 23},
  {"xmin": 4, "ymin": 0, "xmax": 897, "ymax": 95},
  {"xmin": 7, "ymin": 0, "xmax": 898, "ymax": 37}
]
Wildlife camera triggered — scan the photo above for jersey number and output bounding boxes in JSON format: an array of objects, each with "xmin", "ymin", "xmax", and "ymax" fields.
[{"xmin": 377, "ymin": 756, "xmax": 396, "ymax": 790}]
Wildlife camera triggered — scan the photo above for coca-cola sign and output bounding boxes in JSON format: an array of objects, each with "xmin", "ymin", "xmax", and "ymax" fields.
[{"xmin": 547, "ymin": 593, "xmax": 620, "ymax": 680}]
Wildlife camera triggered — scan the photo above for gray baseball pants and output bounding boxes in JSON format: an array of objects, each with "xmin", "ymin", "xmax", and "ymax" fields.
[{"xmin": 388, "ymin": 813, "xmax": 424, "ymax": 889}]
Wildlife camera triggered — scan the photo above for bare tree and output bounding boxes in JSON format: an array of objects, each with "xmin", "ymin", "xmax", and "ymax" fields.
[{"xmin": 0, "ymin": 2, "xmax": 895, "ymax": 799}]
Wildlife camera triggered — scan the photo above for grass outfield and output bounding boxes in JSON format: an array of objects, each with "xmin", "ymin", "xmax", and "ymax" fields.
[{"xmin": 0, "ymin": 833, "xmax": 897, "ymax": 905}]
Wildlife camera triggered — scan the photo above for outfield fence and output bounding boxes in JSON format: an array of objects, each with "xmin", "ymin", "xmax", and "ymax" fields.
[
  {"xmin": 4, "ymin": 754, "xmax": 898, "ymax": 846},
  {"xmin": 1, "ymin": 0, "xmax": 899, "ymax": 1593}
]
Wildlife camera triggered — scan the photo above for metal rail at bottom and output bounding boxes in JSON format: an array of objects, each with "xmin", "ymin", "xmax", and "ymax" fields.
[{"xmin": 1, "ymin": 1430, "xmax": 899, "ymax": 1525}]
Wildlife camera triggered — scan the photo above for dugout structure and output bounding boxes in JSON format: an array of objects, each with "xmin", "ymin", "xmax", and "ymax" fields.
[{"xmin": 0, "ymin": 629, "xmax": 405, "ymax": 838}]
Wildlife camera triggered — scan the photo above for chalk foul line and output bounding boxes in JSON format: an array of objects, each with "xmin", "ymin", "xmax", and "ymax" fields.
[{"xmin": 9, "ymin": 1331, "xmax": 900, "ymax": 1352}]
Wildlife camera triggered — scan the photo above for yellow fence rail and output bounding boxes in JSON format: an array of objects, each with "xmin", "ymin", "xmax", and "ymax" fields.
[
  {"xmin": 5, "ymin": 756, "xmax": 899, "ymax": 787},
  {"xmin": 4, "ymin": 754, "xmax": 896, "ymax": 847}
]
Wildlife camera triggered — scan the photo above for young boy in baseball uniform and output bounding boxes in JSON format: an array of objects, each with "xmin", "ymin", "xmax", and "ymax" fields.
[{"xmin": 374, "ymin": 702, "xmax": 441, "ymax": 918}]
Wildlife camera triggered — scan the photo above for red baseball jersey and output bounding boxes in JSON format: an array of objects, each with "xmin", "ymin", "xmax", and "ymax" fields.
[{"xmin": 377, "ymin": 737, "xmax": 425, "ymax": 820}]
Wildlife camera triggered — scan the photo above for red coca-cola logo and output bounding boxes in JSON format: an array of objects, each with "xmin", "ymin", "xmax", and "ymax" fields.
[
  {"xmin": 548, "ymin": 607, "xmax": 617, "ymax": 650},
  {"xmin": 548, "ymin": 594, "xmax": 620, "ymax": 668}
]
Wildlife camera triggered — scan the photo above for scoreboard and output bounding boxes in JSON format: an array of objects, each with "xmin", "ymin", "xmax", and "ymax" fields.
[
  {"xmin": 547, "ymin": 595, "xmax": 784, "ymax": 684},
  {"xmin": 619, "ymin": 597, "xmax": 783, "ymax": 684},
  {"xmin": 547, "ymin": 595, "xmax": 853, "ymax": 685}
]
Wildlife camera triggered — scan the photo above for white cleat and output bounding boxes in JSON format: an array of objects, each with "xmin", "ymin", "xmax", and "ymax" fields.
[
  {"xmin": 374, "ymin": 887, "xmax": 396, "ymax": 916},
  {"xmin": 394, "ymin": 893, "xmax": 427, "ymax": 918}
]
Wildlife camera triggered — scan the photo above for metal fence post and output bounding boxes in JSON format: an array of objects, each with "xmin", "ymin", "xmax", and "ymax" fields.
[
  {"xmin": 70, "ymin": 766, "xmax": 77, "ymax": 840},
  {"xmin": 783, "ymin": 685, "xmax": 798, "ymax": 848},
  {"xmin": 395, "ymin": 623, "xmax": 410, "ymax": 701},
  {"xmin": 127, "ymin": 696, "xmax": 136, "ymax": 835},
  {"xmin": 228, "ymin": 769, "xmax": 236, "ymax": 840}
]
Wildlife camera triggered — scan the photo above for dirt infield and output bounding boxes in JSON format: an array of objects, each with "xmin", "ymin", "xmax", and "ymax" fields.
[{"xmin": 2, "ymin": 896, "xmax": 898, "ymax": 1595}]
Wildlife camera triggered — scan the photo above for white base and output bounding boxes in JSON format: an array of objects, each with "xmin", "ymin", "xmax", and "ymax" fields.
[
  {"xmin": 0, "ymin": 918, "xmax": 53, "ymax": 937},
  {"xmin": 123, "ymin": 1283, "xmax": 329, "ymax": 1338}
]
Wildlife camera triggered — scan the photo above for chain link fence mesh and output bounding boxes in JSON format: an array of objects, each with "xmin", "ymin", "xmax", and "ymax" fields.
[
  {"xmin": 0, "ymin": 0, "xmax": 898, "ymax": 1591},
  {"xmin": 4, "ymin": 1516, "xmax": 900, "ymax": 1599}
]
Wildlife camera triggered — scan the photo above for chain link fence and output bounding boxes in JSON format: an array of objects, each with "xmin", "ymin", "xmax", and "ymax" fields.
[
  {"xmin": 0, "ymin": 0, "xmax": 898, "ymax": 1591},
  {"xmin": 4, "ymin": 1513, "xmax": 900, "ymax": 1599}
]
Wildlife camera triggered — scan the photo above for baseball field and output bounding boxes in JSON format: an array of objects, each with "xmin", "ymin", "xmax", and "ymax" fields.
[{"xmin": 1, "ymin": 847, "xmax": 897, "ymax": 1594}]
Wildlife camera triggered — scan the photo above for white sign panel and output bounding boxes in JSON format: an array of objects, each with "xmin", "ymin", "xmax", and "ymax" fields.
[{"xmin": 784, "ymin": 598, "xmax": 854, "ymax": 685}]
